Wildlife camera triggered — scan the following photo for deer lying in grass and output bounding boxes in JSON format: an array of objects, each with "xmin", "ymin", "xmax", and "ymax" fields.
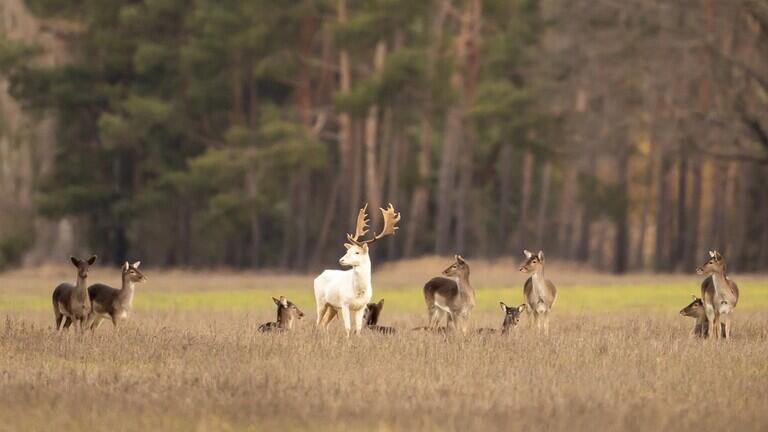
[
  {"xmin": 363, "ymin": 299, "xmax": 396, "ymax": 335},
  {"xmin": 696, "ymin": 250, "xmax": 739, "ymax": 340},
  {"xmin": 258, "ymin": 296, "xmax": 305, "ymax": 332},
  {"xmin": 679, "ymin": 295, "xmax": 725, "ymax": 338},
  {"xmin": 87, "ymin": 261, "xmax": 147, "ymax": 331},
  {"xmin": 519, "ymin": 250, "xmax": 557, "ymax": 335},
  {"xmin": 476, "ymin": 303, "xmax": 527, "ymax": 335},
  {"xmin": 423, "ymin": 255, "xmax": 476, "ymax": 334},
  {"xmin": 314, "ymin": 203, "xmax": 401, "ymax": 337},
  {"xmin": 52, "ymin": 255, "xmax": 97, "ymax": 331}
]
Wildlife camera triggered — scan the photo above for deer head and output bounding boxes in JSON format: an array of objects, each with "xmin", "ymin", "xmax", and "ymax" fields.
[
  {"xmin": 70, "ymin": 255, "xmax": 97, "ymax": 279},
  {"xmin": 122, "ymin": 261, "xmax": 148, "ymax": 284},
  {"xmin": 273, "ymin": 296, "xmax": 305, "ymax": 329},
  {"xmin": 679, "ymin": 295, "xmax": 705, "ymax": 317},
  {"xmin": 500, "ymin": 302, "xmax": 526, "ymax": 330},
  {"xmin": 696, "ymin": 250, "xmax": 726, "ymax": 275},
  {"xmin": 363, "ymin": 298, "xmax": 385, "ymax": 326},
  {"xmin": 339, "ymin": 203, "xmax": 401, "ymax": 268},
  {"xmin": 518, "ymin": 250, "xmax": 544, "ymax": 273},
  {"xmin": 442, "ymin": 255, "xmax": 469, "ymax": 278}
]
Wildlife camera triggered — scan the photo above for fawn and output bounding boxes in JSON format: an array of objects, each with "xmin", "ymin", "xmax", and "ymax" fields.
[
  {"xmin": 259, "ymin": 296, "xmax": 305, "ymax": 332},
  {"xmin": 476, "ymin": 303, "xmax": 527, "ymax": 335},
  {"xmin": 679, "ymin": 295, "xmax": 725, "ymax": 338},
  {"xmin": 363, "ymin": 299, "xmax": 396, "ymax": 334}
]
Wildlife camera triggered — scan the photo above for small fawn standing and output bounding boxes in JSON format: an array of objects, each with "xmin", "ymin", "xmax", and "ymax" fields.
[
  {"xmin": 258, "ymin": 296, "xmax": 305, "ymax": 332},
  {"xmin": 519, "ymin": 250, "xmax": 557, "ymax": 335},
  {"xmin": 87, "ymin": 261, "xmax": 147, "ymax": 331},
  {"xmin": 679, "ymin": 295, "xmax": 725, "ymax": 338},
  {"xmin": 476, "ymin": 303, "xmax": 527, "ymax": 335},
  {"xmin": 423, "ymin": 255, "xmax": 476, "ymax": 334},
  {"xmin": 696, "ymin": 250, "xmax": 739, "ymax": 339},
  {"xmin": 363, "ymin": 299, "xmax": 396, "ymax": 335},
  {"xmin": 52, "ymin": 255, "xmax": 97, "ymax": 331}
]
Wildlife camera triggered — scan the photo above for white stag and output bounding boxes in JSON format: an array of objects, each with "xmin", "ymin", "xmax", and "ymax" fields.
[{"xmin": 314, "ymin": 203, "xmax": 401, "ymax": 336}]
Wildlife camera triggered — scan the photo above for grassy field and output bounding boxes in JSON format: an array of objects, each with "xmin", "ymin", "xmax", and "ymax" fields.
[{"xmin": 1, "ymin": 257, "xmax": 767, "ymax": 431}]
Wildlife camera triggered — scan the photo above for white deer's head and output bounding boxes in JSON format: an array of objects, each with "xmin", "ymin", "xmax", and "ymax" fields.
[{"xmin": 339, "ymin": 203, "xmax": 401, "ymax": 268}]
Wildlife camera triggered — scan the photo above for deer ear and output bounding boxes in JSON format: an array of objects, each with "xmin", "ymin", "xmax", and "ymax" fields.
[
  {"xmin": 523, "ymin": 250, "xmax": 532, "ymax": 258},
  {"xmin": 456, "ymin": 255, "xmax": 465, "ymax": 264},
  {"xmin": 361, "ymin": 243, "xmax": 369, "ymax": 253},
  {"xmin": 70, "ymin": 256, "xmax": 80, "ymax": 267},
  {"xmin": 132, "ymin": 261, "xmax": 141, "ymax": 268},
  {"xmin": 537, "ymin": 251, "xmax": 544, "ymax": 261},
  {"xmin": 499, "ymin": 302, "xmax": 508, "ymax": 312},
  {"xmin": 272, "ymin": 297, "xmax": 281, "ymax": 306},
  {"xmin": 123, "ymin": 262, "xmax": 130, "ymax": 271},
  {"xmin": 691, "ymin": 294, "xmax": 697, "ymax": 300},
  {"xmin": 280, "ymin": 297, "xmax": 289, "ymax": 307},
  {"xmin": 517, "ymin": 304, "xmax": 527, "ymax": 312},
  {"xmin": 87, "ymin": 255, "xmax": 97, "ymax": 265},
  {"xmin": 378, "ymin": 299, "xmax": 385, "ymax": 307},
  {"xmin": 344, "ymin": 243, "xmax": 353, "ymax": 250},
  {"xmin": 714, "ymin": 251, "xmax": 722, "ymax": 260},
  {"xmin": 709, "ymin": 250, "xmax": 715, "ymax": 257}
]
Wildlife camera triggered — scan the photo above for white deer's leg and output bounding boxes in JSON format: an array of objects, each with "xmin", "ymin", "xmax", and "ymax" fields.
[
  {"xmin": 316, "ymin": 304, "xmax": 326, "ymax": 326},
  {"xmin": 340, "ymin": 305, "xmax": 352, "ymax": 337},
  {"xmin": 352, "ymin": 308, "xmax": 365, "ymax": 335}
]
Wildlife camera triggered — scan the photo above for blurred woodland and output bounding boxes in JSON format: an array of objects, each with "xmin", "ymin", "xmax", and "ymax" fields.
[{"xmin": 1, "ymin": 0, "xmax": 768, "ymax": 273}]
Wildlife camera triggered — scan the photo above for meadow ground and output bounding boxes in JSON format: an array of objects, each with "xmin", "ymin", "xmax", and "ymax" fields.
[{"xmin": 1, "ymin": 257, "xmax": 767, "ymax": 431}]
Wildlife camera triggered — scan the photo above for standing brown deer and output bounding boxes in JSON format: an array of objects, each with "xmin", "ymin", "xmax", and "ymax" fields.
[
  {"xmin": 696, "ymin": 250, "xmax": 739, "ymax": 339},
  {"xmin": 519, "ymin": 250, "xmax": 557, "ymax": 335},
  {"xmin": 87, "ymin": 261, "xmax": 147, "ymax": 331},
  {"xmin": 423, "ymin": 255, "xmax": 475, "ymax": 334},
  {"xmin": 52, "ymin": 255, "xmax": 97, "ymax": 331}
]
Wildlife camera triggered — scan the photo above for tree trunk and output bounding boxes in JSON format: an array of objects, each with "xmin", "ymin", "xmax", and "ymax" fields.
[
  {"xmin": 337, "ymin": 0, "xmax": 354, "ymax": 226},
  {"xmin": 435, "ymin": 1, "xmax": 472, "ymax": 255},
  {"xmin": 633, "ymin": 147, "xmax": 654, "ymax": 269},
  {"xmin": 683, "ymin": 154, "xmax": 702, "ymax": 270},
  {"xmin": 535, "ymin": 160, "xmax": 552, "ymax": 250},
  {"xmin": 515, "ymin": 150, "xmax": 534, "ymax": 249},
  {"xmin": 557, "ymin": 166, "xmax": 577, "ymax": 259},
  {"xmin": 497, "ymin": 144, "xmax": 514, "ymax": 256},
  {"xmin": 673, "ymin": 151, "xmax": 688, "ymax": 271},
  {"xmin": 653, "ymin": 151, "xmax": 670, "ymax": 272},
  {"xmin": 364, "ymin": 40, "xmax": 387, "ymax": 233},
  {"xmin": 614, "ymin": 152, "xmax": 629, "ymax": 274}
]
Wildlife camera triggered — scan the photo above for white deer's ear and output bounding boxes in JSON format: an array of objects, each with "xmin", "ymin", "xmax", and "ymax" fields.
[
  {"xmin": 361, "ymin": 243, "xmax": 369, "ymax": 253},
  {"xmin": 123, "ymin": 262, "xmax": 130, "ymax": 271},
  {"xmin": 499, "ymin": 302, "xmax": 508, "ymax": 312},
  {"xmin": 344, "ymin": 243, "xmax": 353, "ymax": 250},
  {"xmin": 523, "ymin": 250, "xmax": 532, "ymax": 258},
  {"xmin": 537, "ymin": 251, "xmax": 544, "ymax": 261},
  {"xmin": 132, "ymin": 261, "xmax": 141, "ymax": 268}
]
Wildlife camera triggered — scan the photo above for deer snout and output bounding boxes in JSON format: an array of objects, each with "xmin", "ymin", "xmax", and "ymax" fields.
[
  {"xmin": 695, "ymin": 267, "xmax": 704, "ymax": 275},
  {"xmin": 518, "ymin": 266, "xmax": 525, "ymax": 272}
]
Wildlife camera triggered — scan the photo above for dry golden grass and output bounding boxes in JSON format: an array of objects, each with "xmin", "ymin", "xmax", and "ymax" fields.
[
  {"xmin": 1, "ymin": 309, "xmax": 768, "ymax": 431},
  {"xmin": 1, "ymin": 261, "xmax": 767, "ymax": 431}
]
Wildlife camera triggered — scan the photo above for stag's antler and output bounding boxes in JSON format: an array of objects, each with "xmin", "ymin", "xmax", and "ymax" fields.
[
  {"xmin": 346, "ymin": 204, "xmax": 370, "ymax": 245},
  {"xmin": 346, "ymin": 203, "xmax": 401, "ymax": 246}
]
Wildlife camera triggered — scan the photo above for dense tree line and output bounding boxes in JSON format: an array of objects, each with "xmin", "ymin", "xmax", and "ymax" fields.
[{"xmin": 1, "ymin": 0, "xmax": 767, "ymax": 273}]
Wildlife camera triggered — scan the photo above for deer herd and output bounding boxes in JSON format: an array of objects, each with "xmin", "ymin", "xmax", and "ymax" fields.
[{"xmin": 52, "ymin": 204, "xmax": 741, "ymax": 340}]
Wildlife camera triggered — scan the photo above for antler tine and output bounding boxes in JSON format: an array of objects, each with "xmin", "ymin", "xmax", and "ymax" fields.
[
  {"xmin": 369, "ymin": 203, "xmax": 401, "ymax": 242},
  {"xmin": 346, "ymin": 204, "xmax": 370, "ymax": 244}
]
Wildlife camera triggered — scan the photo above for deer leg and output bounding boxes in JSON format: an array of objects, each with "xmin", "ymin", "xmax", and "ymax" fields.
[
  {"xmin": 340, "ymin": 305, "xmax": 352, "ymax": 337},
  {"xmin": 90, "ymin": 316, "xmax": 104, "ymax": 332},
  {"xmin": 322, "ymin": 307, "xmax": 338, "ymax": 329},
  {"xmin": 62, "ymin": 317, "xmax": 73, "ymax": 330},
  {"xmin": 712, "ymin": 314, "xmax": 721, "ymax": 340},
  {"xmin": 427, "ymin": 307, "xmax": 441, "ymax": 329},
  {"xmin": 351, "ymin": 308, "xmax": 365, "ymax": 335},
  {"xmin": 55, "ymin": 312, "xmax": 63, "ymax": 330},
  {"xmin": 316, "ymin": 304, "xmax": 326, "ymax": 326},
  {"xmin": 704, "ymin": 304, "xmax": 715, "ymax": 340},
  {"xmin": 543, "ymin": 312, "xmax": 550, "ymax": 336}
]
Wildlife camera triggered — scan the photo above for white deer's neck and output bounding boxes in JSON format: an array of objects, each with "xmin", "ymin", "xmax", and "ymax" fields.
[
  {"xmin": 351, "ymin": 259, "xmax": 372, "ymax": 297},
  {"xmin": 532, "ymin": 270, "xmax": 546, "ymax": 299}
]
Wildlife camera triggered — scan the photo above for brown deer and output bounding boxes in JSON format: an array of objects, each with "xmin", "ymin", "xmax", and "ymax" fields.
[
  {"xmin": 258, "ymin": 296, "xmax": 305, "ymax": 332},
  {"xmin": 423, "ymin": 255, "xmax": 475, "ymax": 334},
  {"xmin": 87, "ymin": 261, "xmax": 147, "ymax": 331},
  {"xmin": 519, "ymin": 250, "xmax": 557, "ymax": 335},
  {"xmin": 363, "ymin": 299, "xmax": 396, "ymax": 335},
  {"xmin": 679, "ymin": 295, "xmax": 725, "ymax": 338},
  {"xmin": 52, "ymin": 255, "xmax": 97, "ymax": 331},
  {"xmin": 477, "ymin": 303, "xmax": 527, "ymax": 335},
  {"xmin": 696, "ymin": 250, "xmax": 739, "ymax": 339}
]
